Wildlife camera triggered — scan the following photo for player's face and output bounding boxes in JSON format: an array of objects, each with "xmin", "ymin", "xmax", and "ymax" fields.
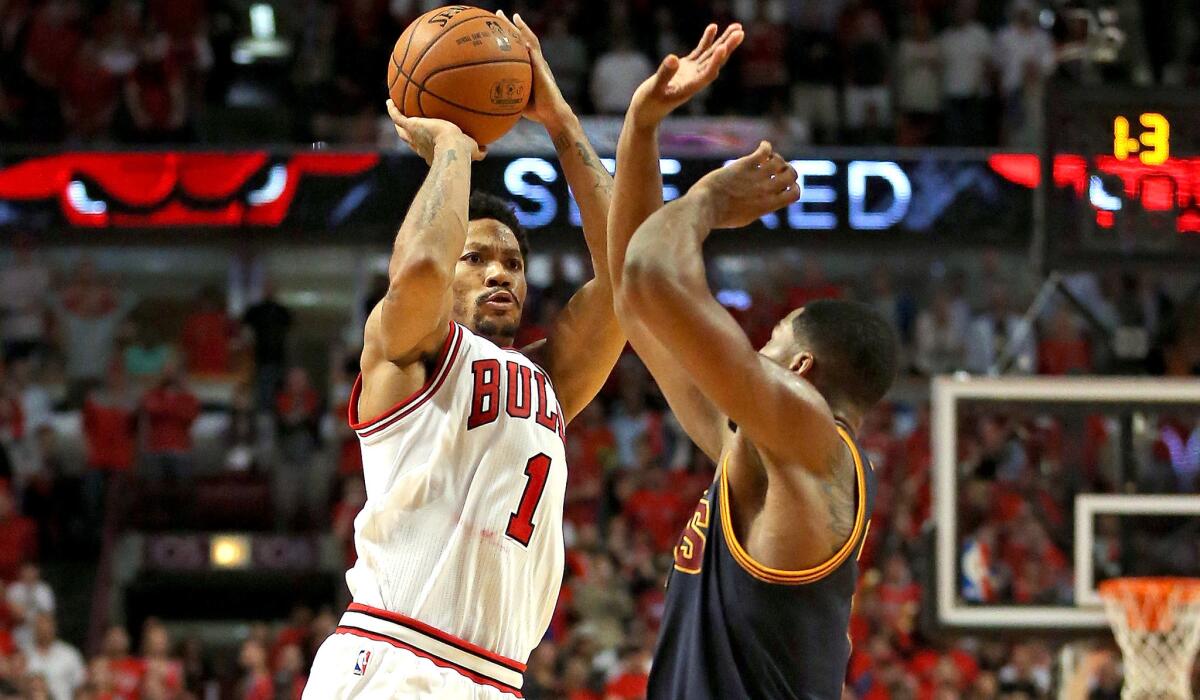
[{"xmin": 451, "ymin": 218, "xmax": 527, "ymax": 346}]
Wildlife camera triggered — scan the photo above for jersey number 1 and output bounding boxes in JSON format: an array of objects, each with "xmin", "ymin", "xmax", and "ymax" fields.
[{"xmin": 506, "ymin": 453, "xmax": 552, "ymax": 546}]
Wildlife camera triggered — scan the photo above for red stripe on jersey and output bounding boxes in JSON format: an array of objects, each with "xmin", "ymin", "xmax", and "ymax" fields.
[
  {"xmin": 349, "ymin": 323, "xmax": 463, "ymax": 436},
  {"xmin": 335, "ymin": 625, "xmax": 523, "ymax": 697},
  {"xmin": 345, "ymin": 603, "xmax": 526, "ymax": 672}
]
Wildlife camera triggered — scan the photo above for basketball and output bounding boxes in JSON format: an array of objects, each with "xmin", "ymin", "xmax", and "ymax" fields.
[{"xmin": 388, "ymin": 6, "xmax": 532, "ymax": 146}]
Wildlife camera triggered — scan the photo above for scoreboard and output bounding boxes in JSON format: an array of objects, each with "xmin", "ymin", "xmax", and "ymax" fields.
[{"xmin": 1042, "ymin": 82, "xmax": 1200, "ymax": 267}]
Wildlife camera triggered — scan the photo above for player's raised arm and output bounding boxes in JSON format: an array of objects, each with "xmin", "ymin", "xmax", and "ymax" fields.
[
  {"xmin": 607, "ymin": 24, "xmax": 742, "ymax": 461},
  {"xmin": 505, "ymin": 12, "xmax": 623, "ymax": 424},
  {"xmin": 370, "ymin": 102, "xmax": 485, "ymax": 365},
  {"xmin": 620, "ymin": 144, "xmax": 844, "ymax": 467}
]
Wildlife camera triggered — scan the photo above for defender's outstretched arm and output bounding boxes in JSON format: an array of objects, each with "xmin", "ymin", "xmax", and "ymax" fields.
[
  {"xmin": 621, "ymin": 144, "xmax": 842, "ymax": 467},
  {"xmin": 608, "ymin": 24, "xmax": 742, "ymax": 461}
]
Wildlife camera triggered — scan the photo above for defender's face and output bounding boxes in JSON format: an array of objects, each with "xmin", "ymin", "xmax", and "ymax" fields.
[
  {"xmin": 760, "ymin": 308, "xmax": 804, "ymax": 367},
  {"xmin": 451, "ymin": 218, "xmax": 528, "ymax": 345}
]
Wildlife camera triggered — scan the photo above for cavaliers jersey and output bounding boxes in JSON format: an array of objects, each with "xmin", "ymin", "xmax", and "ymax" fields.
[
  {"xmin": 647, "ymin": 423, "xmax": 874, "ymax": 700},
  {"xmin": 339, "ymin": 321, "xmax": 568, "ymax": 695}
]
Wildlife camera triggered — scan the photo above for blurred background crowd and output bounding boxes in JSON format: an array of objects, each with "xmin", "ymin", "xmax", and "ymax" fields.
[
  {"xmin": 0, "ymin": 236, "xmax": 1196, "ymax": 698},
  {"xmin": 0, "ymin": 0, "xmax": 1198, "ymax": 699},
  {"xmin": 0, "ymin": 0, "xmax": 1197, "ymax": 146}
]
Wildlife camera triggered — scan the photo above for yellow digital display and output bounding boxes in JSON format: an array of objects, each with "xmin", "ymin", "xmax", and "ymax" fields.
[{"xmin": 1114, "ymin": 112, "xmax": 1170, "ymax": 165}]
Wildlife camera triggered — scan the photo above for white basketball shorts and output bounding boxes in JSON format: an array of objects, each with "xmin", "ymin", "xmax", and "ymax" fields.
[{"xmin": 303, "ymin": 604, "xmax": 525, "ymax": 699}]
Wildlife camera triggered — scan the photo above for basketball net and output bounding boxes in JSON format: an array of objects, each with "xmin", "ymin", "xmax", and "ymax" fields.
[{"xmin": 1098, "ymin": 578, "xmax": 1200, "ymax": 699}]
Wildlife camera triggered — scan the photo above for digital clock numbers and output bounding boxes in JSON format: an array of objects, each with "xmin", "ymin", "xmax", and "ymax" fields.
[{"xmin": 1113, "ymin": 112, "xmax": 1170, "ymax": 165}]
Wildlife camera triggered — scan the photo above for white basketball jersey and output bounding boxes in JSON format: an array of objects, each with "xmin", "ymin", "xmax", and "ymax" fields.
[{"xmin": 344, "ymin": 321, "xmax": 568, "ymax": 667}]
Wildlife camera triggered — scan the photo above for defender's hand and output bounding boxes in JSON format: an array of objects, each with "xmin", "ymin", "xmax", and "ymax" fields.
[
  {"xmin": 386, "ymin": 100, "xmax": 486, "ymax": 164},
  {"xmin": 691, "ymin": 142, "xmax": 799, "ymax": 229},
  {"xmin": 629, "ymin": 23, "xmax": 744, "ymax": 129},
  {"xmin": 502, "ymin": 11, "xmax": 571, "ymax": 129}
]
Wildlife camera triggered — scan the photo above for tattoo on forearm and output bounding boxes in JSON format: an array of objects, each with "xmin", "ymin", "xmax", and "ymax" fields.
[
  {"xmin": 574, "ymin": 141, "xmax": 613, "ymax": 195},
  {"xmin": 555, "ymin": 131, "xmax": 613, "ymax": 197},
  {"xmin": 551, "ymin": 130, "xmax": 572, "ymax": 153},
  {"xmin": 416, "ymin": 148, "xmax": 459, "ymax": 228}
]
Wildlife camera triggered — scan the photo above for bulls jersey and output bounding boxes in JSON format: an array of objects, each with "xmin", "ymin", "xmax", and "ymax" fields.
[
  {"xmin": 648, "ymin": 423, "xmax": 874, "ymax": 699},
  {"xmin": 340, "ymin": 321, "xmax": 568, "ymax": 695}
]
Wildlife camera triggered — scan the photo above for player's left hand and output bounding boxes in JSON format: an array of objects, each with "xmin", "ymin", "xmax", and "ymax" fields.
[
  {"xmin": 691, "ymin": 141, "xmax": 800, "ymax": 229},
  {"xmin": 502, "ymin": 10, "xmax": 570, "ymax": 128}
]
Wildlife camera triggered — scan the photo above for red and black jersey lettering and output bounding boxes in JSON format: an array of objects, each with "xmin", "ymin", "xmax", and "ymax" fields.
[
  {"xmin": 467, "ymin": 359, "xmax": 502, "ymax": 429},
  {"xmin": 505, "ymin": 453, "xmax": 552, "ymax": 546},
  {"xmin": 505, "ymin": 361, "xmax": 533, "ymax": 419},
  {"xmin": 533, "ymin": 371, "xmax": 560, "ymax": 434}
]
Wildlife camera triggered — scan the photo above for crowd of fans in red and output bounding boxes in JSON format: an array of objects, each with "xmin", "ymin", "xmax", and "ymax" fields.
[
  {"xmin": 0, "ymin": 0, "xmax": 1194, "ymax": 146},
  {"xmin": 0, "ymin": 235, "xmax": 1198, "ymax": 698}
]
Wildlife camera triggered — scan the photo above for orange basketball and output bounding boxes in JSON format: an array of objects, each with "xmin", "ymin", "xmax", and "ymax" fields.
[{"xmin": 387, "ymin": 6, "xmax": 532, "ymax": 146}]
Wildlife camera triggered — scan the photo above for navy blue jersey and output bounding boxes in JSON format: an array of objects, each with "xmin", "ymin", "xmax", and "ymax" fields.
[{"xmin": 647, "ymin": 424, "xmax": 875, "ymax": 700}]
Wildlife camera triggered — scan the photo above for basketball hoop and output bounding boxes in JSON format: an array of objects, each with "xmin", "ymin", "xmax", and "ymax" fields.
[{"xmin": 1097, "ymin": 577, "xmax": 1200, "ymax": 699}]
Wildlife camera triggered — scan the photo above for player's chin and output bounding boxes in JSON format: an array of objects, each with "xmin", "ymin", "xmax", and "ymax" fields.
[{"xmin": 474, "ymin": 305, "xmax": 522, "ymax": 332}]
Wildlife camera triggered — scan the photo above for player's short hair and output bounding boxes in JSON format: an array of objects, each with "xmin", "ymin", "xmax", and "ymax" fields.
[
  {"xmin": 469, "ymin": 191, "xmax": 528, "ymax": 260},
  {"xmin": 791, "ymin": 299, "xmax": 898, "ymax": 414}
]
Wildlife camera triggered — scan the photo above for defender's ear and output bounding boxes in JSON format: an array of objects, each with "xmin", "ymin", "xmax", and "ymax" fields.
[{"xmin": 790, "ymin": 351, "xmax": 814, "ymax": 376}]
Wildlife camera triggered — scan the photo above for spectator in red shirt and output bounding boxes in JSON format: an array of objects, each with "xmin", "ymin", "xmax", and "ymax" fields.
[
  {"xmin": 738, "ymin": 0, "xmax": 789, "ymax": 113},
  {"xmin": 19, "ymin": 0, "xmax": 83, "ymax": 140},
  {"xmin": 878, "ymin": 554, "xmax": 921, "ymax": 635},
  {"xmin": 61, "ymin": 39, "xmax": 120, "ymax": 142},
  {"xmin": 0, "ymin": 487, "xmax": 35, "ymax": 580},
  {"xmin": 139, "ymin": 360, "xmax": 200, "ymax": 482},
  {"xmin": 146, "ymin": 0, "xmax": 211, "ymax": 92},
  {"xmin": 270, "ymin": 607, "xmax": 313, "ymax": 670},
  {"xmin": 179, "ymin": 288, "xmax": 237, "ymax": 376},
  {"xmin": 561, "ymin": 655, "xmax": 601, "ymax": 700},
  {"xmin": 564, "ymin": 402, "xmax": 613, "ymax": 526},
  {"xmin": 623, "ymin": 462, "xmax": 689, "ymax": 553},
  {"xmin": 82, "ymin": 363, "xmax": 137, "ymax": 528},
  {"xmin": 1038, "ymin": 307, "xmax": 1091, "ymax": 375},
  {"xmin": 238, "ymin": 639, "xmax": 274, "ymax": 700},
  {"xmin": 99, "ymin": 625, "xmax": 143, "ymax": 700},
  {"xmin": 140, "ymin": 620, "xmax": 183, "ymax": 697},
  {"xmin": 272, "ymin": 643, "xmax": 307, "ymax": 700},
  {"xmin": 636, "ymin": 572, "xmax": 667, "ymax": 631},
  {"xmin": 84, "ymin": 655, "xmax": 118, "ymax": 699},
  {"xmin": 604, "ymin": 646, "xmax": 651, "ymax": 700},
  {"xmin": 121, "ymin": 39, "xmax": 187, "ymax": 143}
]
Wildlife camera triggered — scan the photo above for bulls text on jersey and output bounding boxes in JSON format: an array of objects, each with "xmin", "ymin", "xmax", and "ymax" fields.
[{"xmin": 467, "ymin": 356, "xmax": 566, "ymax": 443}]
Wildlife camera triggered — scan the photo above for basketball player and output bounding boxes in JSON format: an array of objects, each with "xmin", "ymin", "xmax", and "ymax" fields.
[
  {"xmin": 607, "ymin": 28, "xmax": 900, "ymax": 698},
  {"xmin": 304, "ymin": 15, "xmax": 625, "ymax": 699}
]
